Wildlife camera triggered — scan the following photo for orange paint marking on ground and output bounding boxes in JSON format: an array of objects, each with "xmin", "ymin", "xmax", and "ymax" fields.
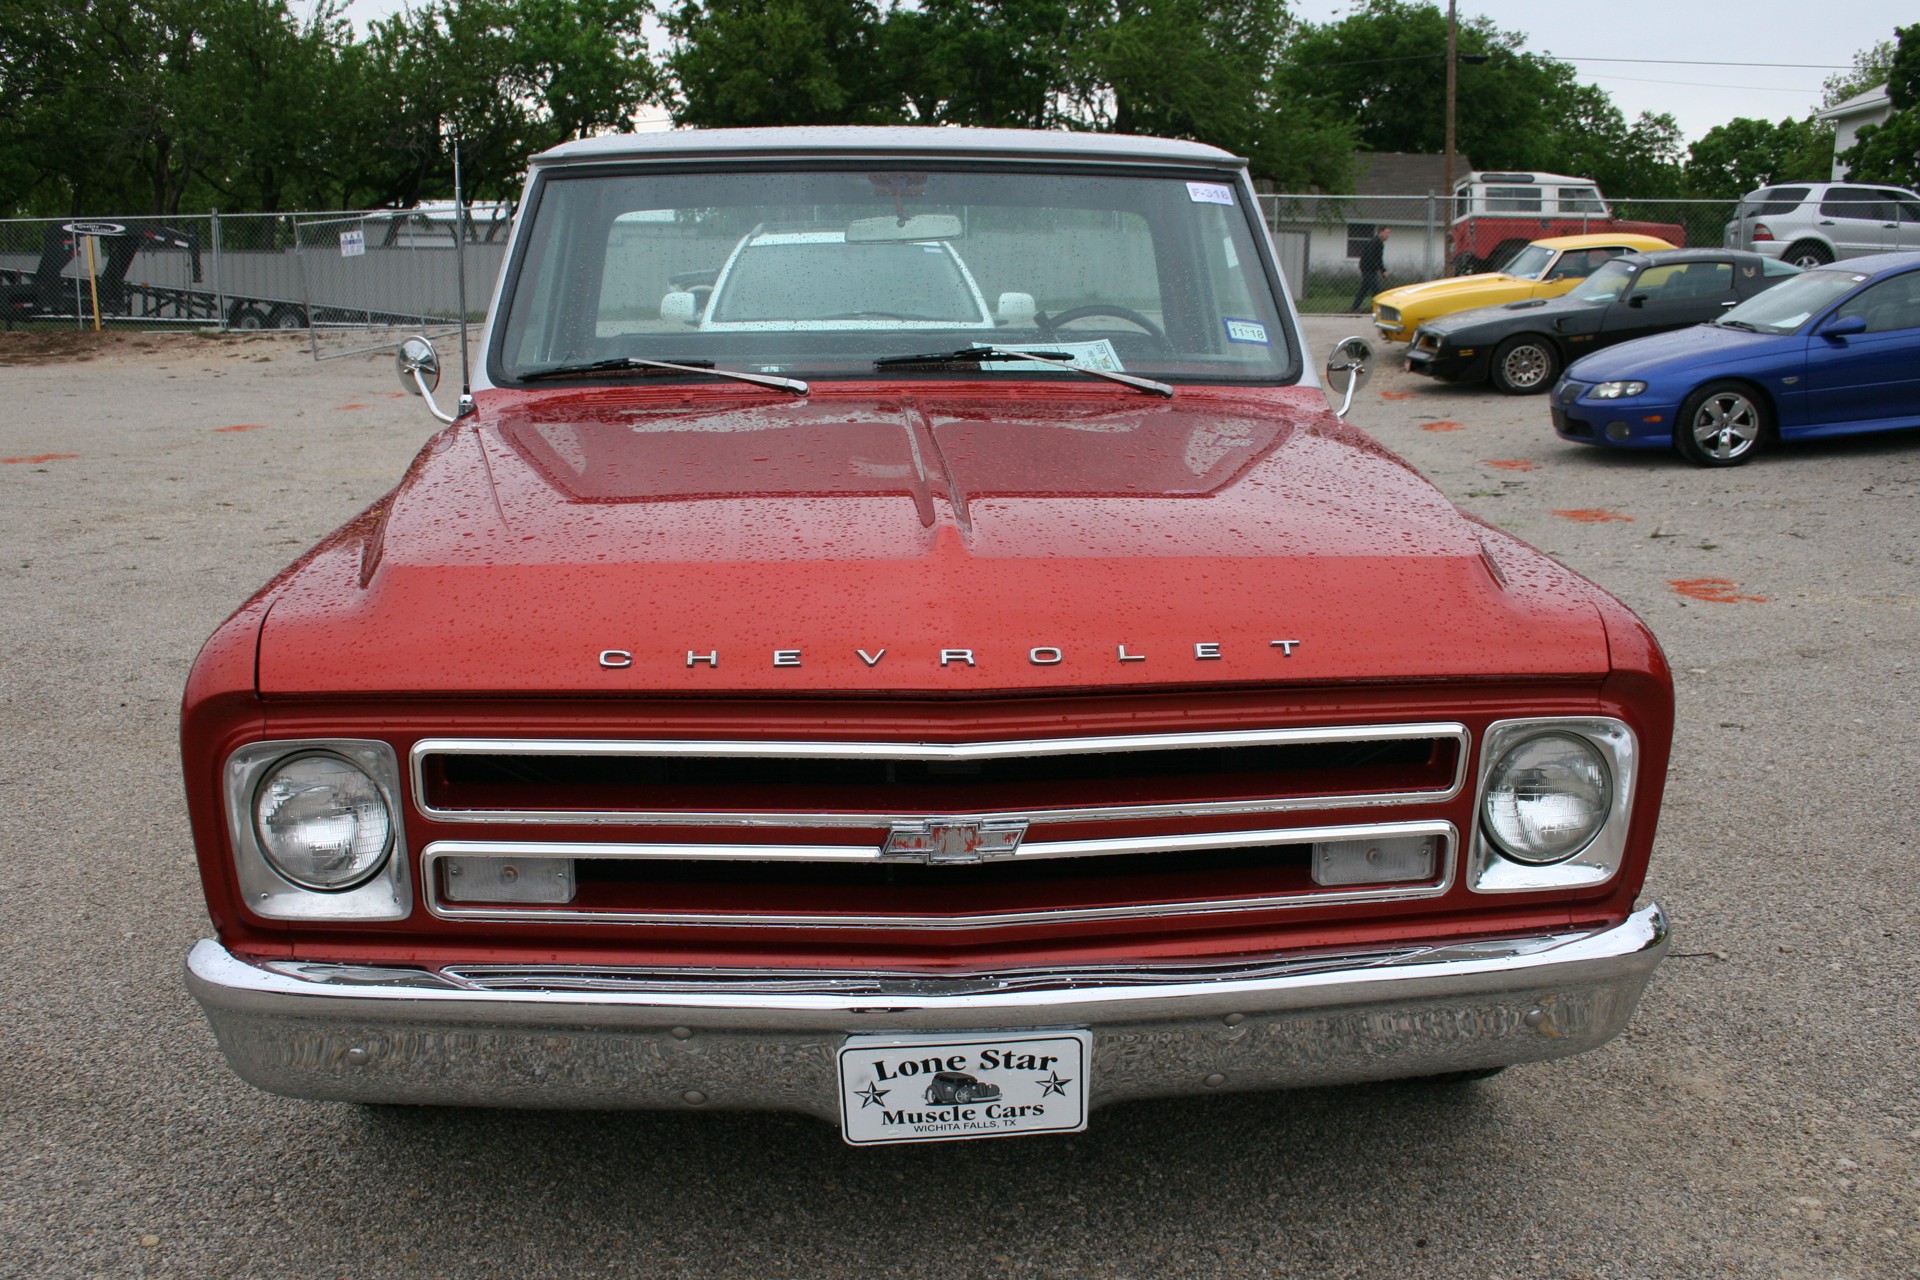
[
  {"xmin": 1553, "ymin": 508, "xmax": 1633, "ymax": 523},
  {"xmin": 1483, "ymin": 458, "xmax": 1537, "ymax": 471},
  {"xmin": 335, "ymin": 402, "xmax": 372, "ymax": 411},
  {"xmin": 1420, "ymin": 420, "xmax": 1464, "ymax": 432},
  {"xmin": 1670, "ymin": 578, "xmax": 1768, "ymax": 604},
  {"xmin": 1379, "ymin": 390, "xmax": 1416, "ymax": 401},
  {"xmin": 3, "ymin": 452, "xmax": 79, "ymax": 464},
  {"xmin": 213, "ymin": 423, "xmax": 268, "ymax": 433}
]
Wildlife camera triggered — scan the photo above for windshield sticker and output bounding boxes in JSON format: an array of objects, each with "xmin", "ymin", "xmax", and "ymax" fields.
[
  {"xmin": 1186, "ymin": 182, "xmax": 1235, "ymax": 206},
  {"xmin": 975, "ymin": 340, "xmax": 1126, "ymax": 373},
  {"xmin": 1223, "ymin": 318, "xmax": 1269, "ymax": 345}
]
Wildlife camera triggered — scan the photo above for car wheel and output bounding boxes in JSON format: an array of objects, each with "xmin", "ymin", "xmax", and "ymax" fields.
[
  {"xmin": 1675, "ymin": 381, "xmax": 1768, "ymax": 467},
  {"xmin": 230, "ymin": 306, "xmax": 269, "ymax": 330},
  {"xmin": 1489, "ymin": 335, "xmax": 1560, "ymax": 395},
  {"xmin": 268, "ymin": 305, "xmax": 309, "ymax": 330},
  {"xmin": 1783, "ymin": 241, "xmax": 1832, "ymax": 269}
]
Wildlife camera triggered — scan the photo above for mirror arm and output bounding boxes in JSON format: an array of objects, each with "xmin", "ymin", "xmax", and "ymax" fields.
[{"xmin": 413, "ymin": 368, "xmax": 456, "ymax": 423}]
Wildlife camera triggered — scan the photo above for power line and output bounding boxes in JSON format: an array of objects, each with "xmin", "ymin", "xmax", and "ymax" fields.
[
  {"xmin": 1585, "ymin": 73, "xmax": 1828, "ymax": 94},
  {"xmin": 1296, "ymin": 51, "xmax": 1855, "ymax": 72},
  {"xmin": 1559, "ymin": 56, "xmax": 1853, "ymax": 70}
]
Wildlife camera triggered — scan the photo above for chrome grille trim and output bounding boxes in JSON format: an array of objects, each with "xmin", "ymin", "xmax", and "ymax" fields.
[
  {"xmin": 418, "ymin": 820, "xmax": 1457, "ymax": 928},
  {"xmin": 409, "ymin": 723, "xmax": 1470, "ymax": 828}
]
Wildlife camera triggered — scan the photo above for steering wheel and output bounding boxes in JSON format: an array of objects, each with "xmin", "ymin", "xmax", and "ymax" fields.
[{"xmin": 1037, "ymin": 304, "xmax": 1170, "ymax": 349}]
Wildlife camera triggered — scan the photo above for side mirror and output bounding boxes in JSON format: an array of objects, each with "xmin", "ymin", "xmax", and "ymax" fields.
[
  {"xmin": 1820, "ymin": 313, "xmax": 1867, "ymax": 340},
  {"xmin": 996, "ymin": 291, "xmax": 1037, "ymax": 327},
  {"xmin": 1325, "ymin": 336, "xmax": 1373, "ymax": 418},
  {"xmin": 395, "ymin": 335, "xmax": 454, "ymax": 424},
  {"xmin": 1627, "ymin": 293, "xmax": 1648, "ymax": 308},
  {"xmin": 659, "ymin": 291, "xmax": 700, "ymax": 325}
]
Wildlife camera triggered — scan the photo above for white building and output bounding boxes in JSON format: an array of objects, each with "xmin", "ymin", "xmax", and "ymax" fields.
[{"xmin": 1817, "ymin": 84, "xmax": 1893, "ymax": 180}]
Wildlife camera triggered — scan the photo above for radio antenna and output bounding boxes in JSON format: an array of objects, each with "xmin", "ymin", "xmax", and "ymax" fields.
[{"xmin": 452, "ymin": 132, "xmax": 474, "ymax": 417}]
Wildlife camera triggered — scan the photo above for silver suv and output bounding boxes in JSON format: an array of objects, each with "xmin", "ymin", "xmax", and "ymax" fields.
[{"xmin": 1724, "ymin": 182, "xmax": 1920, "ymax": 267}]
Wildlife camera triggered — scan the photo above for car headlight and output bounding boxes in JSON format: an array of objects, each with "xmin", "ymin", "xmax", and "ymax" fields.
[
  {"xmin": 1480, "ymin": 732, "xmax": 1611, "ymax": 865},
  {"xmin": 1587, "ymin": 380, "xmax": 1646, "ymax": 399},
  {"xmin": 252, "ymin": 752, "xmax": 395, "ymax": 889}
]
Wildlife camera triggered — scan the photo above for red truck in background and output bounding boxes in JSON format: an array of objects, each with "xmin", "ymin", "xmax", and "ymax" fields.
[{"xmin": 1450, "ymin": 171, "xmax": 1686, "ymax": 274}]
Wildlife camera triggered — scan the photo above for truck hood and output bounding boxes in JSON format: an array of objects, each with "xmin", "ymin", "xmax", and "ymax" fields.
[{"xmin": 256, "ymin": 383, "xmax": 1609, "ymax": 695}]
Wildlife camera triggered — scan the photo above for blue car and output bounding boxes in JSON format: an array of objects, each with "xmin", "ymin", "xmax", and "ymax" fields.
[{"xmin": 1551, "ymin": 251, "xmax": 1920, "ymax": 466}]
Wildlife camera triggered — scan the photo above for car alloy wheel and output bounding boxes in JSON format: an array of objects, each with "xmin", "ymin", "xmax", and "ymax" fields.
[
  {"xmin": 1676, "ymin": 382, "xmax": 1767, "ymax": 467},
  {"xmin": 1784, "ymin": 241, "xmax": 1832, "ymax": 270},
  {"xmin": 1490, "ymin": 335, "xmax": 1559, "ymax": 395}
]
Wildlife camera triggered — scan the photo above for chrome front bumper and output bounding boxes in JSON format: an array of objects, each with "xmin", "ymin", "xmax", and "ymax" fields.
[{"xmin": 186, "ymin": 905, "xmax": 1667, "ymax": 1117}]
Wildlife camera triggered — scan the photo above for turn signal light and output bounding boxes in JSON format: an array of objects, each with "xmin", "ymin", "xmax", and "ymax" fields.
[
  {"xmin": 441, "ymin": 856, "xmax": 575, "ymax": 903},
  {"xmin": 1311, "ymin": 834, "xmax": 1436, "ymax": 886}
]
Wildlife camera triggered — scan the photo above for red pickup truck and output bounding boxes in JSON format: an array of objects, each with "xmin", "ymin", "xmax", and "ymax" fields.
[
  {"xmin": 1451, "ymin": 171, "xmax": 1686, "ymax": 274},
  {"xmin": 181, "ymin": 128, "xmax": 1672, "ymax": 1147}
]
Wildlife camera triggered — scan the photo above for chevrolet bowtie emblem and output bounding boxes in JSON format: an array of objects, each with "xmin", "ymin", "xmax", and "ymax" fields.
[{"xmin": 881, "ymin": 818, "xmax": 1029, "ymax": 865}]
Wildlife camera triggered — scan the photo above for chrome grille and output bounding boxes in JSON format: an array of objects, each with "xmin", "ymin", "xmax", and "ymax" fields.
[
  {"xmin": 411, "ymin": 724, "xmax": 1467, "ymax": 827},
  {"xmin": 409, "ymin": 724, "xmax": 1468, "ymax": 929}
]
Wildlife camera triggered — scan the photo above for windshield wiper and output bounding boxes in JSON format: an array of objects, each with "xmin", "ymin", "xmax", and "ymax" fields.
[
  {"xmin": 1714, "ymin": 319, "xmax": 1761, "ymax": 332},
  {"xmin": 873, "ymin": 347, "xmax": 1173, "ymax": 398},
  {"xmin": 517, "ymin": 357, "xmax": 808, "ymax": 396}
]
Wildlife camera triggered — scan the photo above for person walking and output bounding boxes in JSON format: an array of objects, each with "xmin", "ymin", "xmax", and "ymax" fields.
[{"xmin": 1351, "ymin": 226, "xmax": 1390, "ymax": 312}]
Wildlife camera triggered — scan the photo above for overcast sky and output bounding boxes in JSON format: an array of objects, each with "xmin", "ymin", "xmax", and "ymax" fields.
[{"xmin": 332, "ymin": 0, "xmax": 1908, "ymax": 144}]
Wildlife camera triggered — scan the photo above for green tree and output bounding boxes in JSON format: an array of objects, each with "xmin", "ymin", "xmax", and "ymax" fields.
[
  {"xmin": 336, "ymin": 0, "xmax": 659, "ymax": 209},
  {"xmin": 875, "ymin": 0, "xmax": 1073, "ymax": 128},
  {"xmin": 1065, "ymin": 0, "xmax": 1354, "ymax": 190},
  {"xmin": 665, "ymin": 0, "xmax": 897, "ymax": 127},
  {"xmin": 1838, "ymin": 23, "xmax": 1920, "ymax": 186},
  {"xmin": 1685, "ymin": 116, "xmax": 1833, "ymax": 200},
  {"xmin": 0, "ymin": 0, "xmax": 659, "ymax": 216},
  {"xmin": 1279, "ymin": 0, "xmax": 1681, "ymax": 196},
  {"xmin": 1823, "ymin": 37, "xmax": 1896, "ymax": 109}
]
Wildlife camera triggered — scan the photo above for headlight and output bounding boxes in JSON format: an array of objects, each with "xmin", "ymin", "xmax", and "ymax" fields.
[
  {"xmin": 1587, "ymin": 380, "xmax": 1646, "ymax": 399},
  {"xmin": 252, "ymin": 752, "xmax": 394, "ymax": 890},
  {"xmin": 1481, "ymin": 733, "xmax": 1611, "ymax": 865}
]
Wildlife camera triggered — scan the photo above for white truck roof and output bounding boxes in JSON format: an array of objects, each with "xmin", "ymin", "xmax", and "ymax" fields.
[{"xmin": 535, "ymin": 127, "xmax": 1243, "ymax": 169}]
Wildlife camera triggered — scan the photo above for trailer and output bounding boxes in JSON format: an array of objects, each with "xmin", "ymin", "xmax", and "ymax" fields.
[{"xmin": 0, "ymin": 221, "xmax": 439, "ymax": 330}]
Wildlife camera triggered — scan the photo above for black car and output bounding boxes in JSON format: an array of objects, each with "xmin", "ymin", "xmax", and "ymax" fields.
[
  {"xmin": 1406, "ymin": 249, "xmax": 1799, "ymax": 394},
  {"xmin": 925, "ymin": 1071, "xmax": 1001, "ymax": 1106}
]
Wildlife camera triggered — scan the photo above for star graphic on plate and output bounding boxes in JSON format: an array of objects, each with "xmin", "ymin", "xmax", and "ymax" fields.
[
  {"xmin": 855, "ymin": 1082, "xmax": 890, "ymax": 1109},
  {"xmin": 1036, "ymin": 1071, "xmax": 1072, "ymax": 1098}
]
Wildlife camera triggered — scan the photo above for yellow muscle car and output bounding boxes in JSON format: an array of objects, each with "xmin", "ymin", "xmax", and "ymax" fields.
[{"xmin": 1371, "ymin": 232, "xmax": 1674, "ymax": 342}]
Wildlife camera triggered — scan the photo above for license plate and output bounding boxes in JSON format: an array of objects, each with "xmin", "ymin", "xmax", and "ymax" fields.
[{"xmin": 836, "ymin": 1030, "xmax": 1091, "ymax": 1146}]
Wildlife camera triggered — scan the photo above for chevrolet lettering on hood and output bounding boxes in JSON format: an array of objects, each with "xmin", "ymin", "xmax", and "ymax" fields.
[
  {"xmin": 180, "ymin": 127, "xmax": 1673, "ymax": 1148},
  {"xmin": 596, "ymin": 641, "xmax": 1302, "ymax": 669}
]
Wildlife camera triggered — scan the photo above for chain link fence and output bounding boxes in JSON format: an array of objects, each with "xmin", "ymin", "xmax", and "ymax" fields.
[
  {"xmin": 3, "ymin": 195, "xmax": 1748, "ymax": 344},
  {"xmin": 1258, "ymin": 194, "xmax": 1741, "ymax": 313},
  {"xmin": 0, "ymin": 206, "xmax": 507, "ymax": 360}
]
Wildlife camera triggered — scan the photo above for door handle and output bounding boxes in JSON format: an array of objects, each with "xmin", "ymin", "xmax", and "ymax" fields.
[{"xmin": 1819, "ymin": 220, "xmax": 1836, "ymax": 225}]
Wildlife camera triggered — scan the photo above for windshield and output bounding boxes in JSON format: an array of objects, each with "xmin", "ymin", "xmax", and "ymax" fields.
[
  {"xmin": 494, "ymin": 165, "xmax": 1297, "ymax": 385},
  {"xmin": 1569, "ymin": 260, "xmax": 1636, "ymax": 303},
  {"xmin": 1503, "ymin": 244, "xmax": 1554, "ymax": 280},
  {"xmin": 1717, "ymin": 268, "xmax": 1869, "ymax": 334}
]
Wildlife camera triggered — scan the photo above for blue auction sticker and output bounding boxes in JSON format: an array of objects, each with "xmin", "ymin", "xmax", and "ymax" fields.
[{"xmin": 1223, "ymin": 317, "xmax": 1269, "ymax": 345}]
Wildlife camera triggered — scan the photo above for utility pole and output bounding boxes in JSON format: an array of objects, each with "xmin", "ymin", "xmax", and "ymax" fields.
[{"xmin": 1443, "ymin": 0, "xmax": 1458, "ymax": 266}]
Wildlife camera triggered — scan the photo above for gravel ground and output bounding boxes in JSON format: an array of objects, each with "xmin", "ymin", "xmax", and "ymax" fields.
[{"xmin": 1, "ymin": 321, "xmax": 1916, "ymax": 1280}]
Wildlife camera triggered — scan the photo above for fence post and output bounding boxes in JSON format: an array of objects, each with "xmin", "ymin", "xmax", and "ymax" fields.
[
  {"xmin": 1424, "ymin": 192, "xmax": 1435, "ymax": 280},
  {"xmin": 210, "ymin": 210, "xmax": 225, "ymax": 330}
]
